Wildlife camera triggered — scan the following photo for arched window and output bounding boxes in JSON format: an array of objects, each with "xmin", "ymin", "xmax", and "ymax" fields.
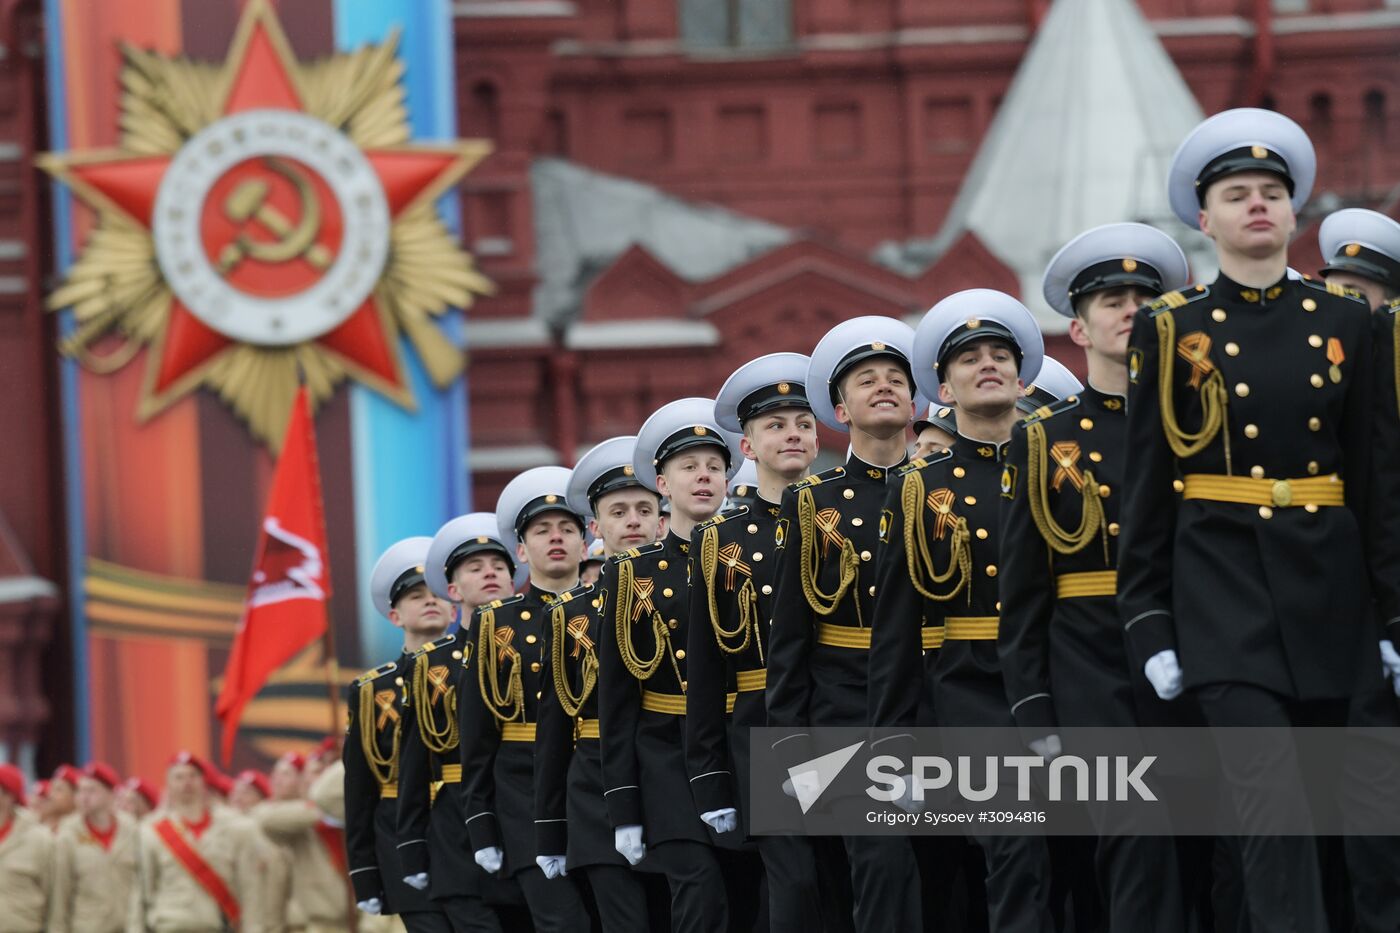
[
  {"xmin": 463, "ymin": 80, "xmax": 501, "ymax": 140},
  {"xmin": 1309, "ymin": 92, "xmax": 1332, "ymax": 139},
  {"xmin": 1364, "ymin": 89, "xmax": 1388, "ymax": 144}
]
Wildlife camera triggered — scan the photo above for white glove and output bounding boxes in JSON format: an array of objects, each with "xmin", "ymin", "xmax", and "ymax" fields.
[
  {"xmin": 893, "ymin": 775, "xmax": 922, "ymax": 814},
  {"xmin": 473, "ymin": 846, "xmax": 503, "ymax": 874},
  {"xmin": 356, "ymin": 898, "xmax": 382, "ymax": 915},
  {"xmin": 1029, "ymin": 734, "xmax": 1063, "ymax": 761},
  {"xmin": 1144, "ymin": 649, "xmax": 1184, "ymax": 701},
  {"xmin": 700, "ymin": 808, "xmax": 738, "ymax": 833},
  {"xmin": 535, "ymin": 854, "xmax": 567, "ymax": 879},
  {"xmin": 781, "ymin": 770, "xmax": 822, "ymax": 802},
  {"xmin": 402, "ymin": 872, "xmax": 429, "ymax": 891},
  {"xmin": 614, "ymin": 825, "xmax": 646, "ymax": 865},
  {"xmin": 1381, "ymin": 640, "xmax": 1400, "ymax": 698}
]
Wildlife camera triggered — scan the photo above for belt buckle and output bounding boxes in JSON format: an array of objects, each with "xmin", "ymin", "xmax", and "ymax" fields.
[{"xmin": 1271, "ymin": 479, "xmax": 1293, "ymax": 508}]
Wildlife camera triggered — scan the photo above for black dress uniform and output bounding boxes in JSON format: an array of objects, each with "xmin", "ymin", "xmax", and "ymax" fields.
[
  {"xmin": 459, "ymin": 586, "xmax": 589, "ymax": 933},
  {"xmin": 535, "ymin": 577, "xmax": 650, "ymax": 932},
  {"xmin": 397, "ymin": 631, "xmax": 502, "ymax": 932},
  {"xmin": 598, "ymin": 531, "xmax": 729, "ymax": 933},
  {"xmin": 345, "ymin": 655, "xmax": 450, "ymax": 932}
]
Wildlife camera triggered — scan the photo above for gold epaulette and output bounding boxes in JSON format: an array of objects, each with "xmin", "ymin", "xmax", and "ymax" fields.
[
  {"xmin": 1147, "ymin": 284, "xmax": 1210, "ymax": 317},
  {"xmin": 696, "ymin": 505, "xmax": 749, "ymax": 533},
  {"xmin": 1299, "ymin": 274, "xmax": 1365, "ymax": 303},
  {"xmin": 610, "ymin": 541, "xmax": 665, "ymax": 564},
  {"xmin": 1386, "ymin": 296, "xmax": 1400, "ymax": 316},
  {"xmin": 354, "ymin": 661, "xmax": 398, "ymax": 686},
  {"xmin": 1019, "ymin": 394, "xmax": 1082, "ymax": 428},
  {"xmin": 477, "ymin": 593, "xmax": 525, "ymax": 614},
  {"xmin": 554, "ymin": 580, "xmax": 596, "ymax": 604},
  {"xmin": 792, "ymin": 465, "xmax": 845, "ymax": 491},
  {"xmin": 896, "ymin": 450, "xmax": 952, "ymax": 478},
  {"xmin": 412, "ymin": 633, "xmax": 457, "ymax": 658}
]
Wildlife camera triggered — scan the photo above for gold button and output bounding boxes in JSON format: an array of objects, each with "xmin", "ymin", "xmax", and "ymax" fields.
[
  {"xmin": 1172, "ymin": 479, "xmax": 1185, "ymax": 493},
  {"xmin": 1304, "ymin": 504, "xmax": 1319, "ymax": 513},
  {"xmin": 1308, "ymin": 417, "xmax": 1321, "ymax": 431},
  {"xmin": 526, "ymin": 634, "xmax": 537, "ymax": 644},
  {"xmin": 1302, "ymin": 298, "xmax": 1317, "ymax": 312},
  {"xmin": 975, "ymin": 528, "xmax": 988, "ymax": 540},
  {"xmin": 1097, "ymin": 484, "xmax": 1110, "ymax": 498},
  {"xmin": 1080, "ymin": 418, "xmax": 1094, "ymax": 431},
  {"xmin": 953, "ymin": 467, "xmax": 966, "ymax": 478},
  {"xmin": 531, "ymin": 662, "xmax": 541, "ymax": 672},
  {"xmin": 1212, "ymin": 308, "xmax": 1227, "ymax": 322},
  {"xmin": 592, "ymin": 597, "xmax": 603, "ymax": 609},
  {"xmin": 452, "ymin": 650, "xmax": 463, "ymax": 660},
  {"xmin": 675, "ymin": 649, "xmax": 686, "ymax": 661},
  {"xmin": 985, "ymin": 564, "xmax": 998, "ymax": 577},
  {"xmin": 851, "ymin": 517, "xmax": 863, "ymax": 527},
  {"xmin": 521, "ymin": 611, "xmax": 532, "ymax": 621},
  {"xmin": 1108, "ymin": 522, "xmax": 1120, "ymax": 536},
  {"xmin": 1310, "ymin": 374, "xmax": 1324, "ymax": 388},
  {"xmin": 1089, "ymin": 452, "xmax": 1102, "ymax": 463},
  {"xmin": 1308, "ymin": 335, "xmax": 1323, "ymax": 348},
  {"xmin": 762, "ymin": 585, "xmax": 773, "ymax": 596},
  {"xmin": 860, "ymin": 550, "xmax": 872, "ymax": 561},
  {"xmin": 747, "ymin": 523, "xmax": 758, "ymax": 534},
  {"xmin": 752, "ymin": 551, "xmax": 764, "ymax": 561},
  {"xmin": 1244, "ymin": 424, "xmax": 1259, "ymax": 439},
  {"xmin": 395, "ymin": 676, "xmax": 404, "ymax": 686},
  {"xmin": 868, "ymin": 586, "xmax": 876, "ymax": 597},
  {"xmin": 1259, "ymin": 506, "xmax": 1273, "ymax": 520},
  {"xmin": 537, "ymin": 691, "xmax": 543, "ymax": 699},
  {"xmin": 668, "ymin": 619, "xmax": 678, "ymax": 630},
  {"xmin": 1225, "ymin": 342, "xmax": 1239, "ymax": 356},
  {"xmin": 843, "ymin": 489, "xmax": 855, "ymax": 499},
  {"xmin": 964, "ymin": 495, "xmax": 977, "ymax": 506},
  {"xmin": 1307, "ymin": 461, "xmax": 1319, "ymax": 475},
  {"xmin": 680, "ymin": 681, "xmax": 686, "ymax": 691},
  {"xmin": 658, "ymin": 560, "xmax": 669, "ymax": 570},
  {"xmin": 1250, "ymin": 465, "xmax": 1265, "ymax": 479},
  {"xmin": 662, "ymin": 587, "xmax": 673, "ymax": 598},
  {"xmin": 1235, "ymin": 383, "xmax": 1250, "ymax": 398},
  {"xmin": 995, "ymin": 601, "xmax": 1002, "ymax": 612}
]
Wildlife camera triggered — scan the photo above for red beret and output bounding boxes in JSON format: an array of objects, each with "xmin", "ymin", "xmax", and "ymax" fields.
[
  {"xmin": 82, "ymin": 762, "xmax": 121, "ymax": 790},
  {"xmin": 31, "ymin": 779, "xmax": 49, "ymax": 800},
  {"xmin": 312, "ymin": 736, "xmax": 338, "ymax": 762},
  {"xmin": 168, "ymin": 751, "xmax": 228, "ymax": 793},
  {"xmin": 52, "ymin": 764, "xmax": 82, "ymax": 787},
  {"xmin": 234, "ymin": 770, "xmax": 271, "ymax": 799},
  {"xmin": 123, "ymin": 777, "xmax": 159, "ymax": 809},
  {"xmin": 277, "ymin": 752, "xmax": 307, "ymax": 772},
  {"xmin": 0, "ymin": 764, "xmax": 25, "ymax": 806}
]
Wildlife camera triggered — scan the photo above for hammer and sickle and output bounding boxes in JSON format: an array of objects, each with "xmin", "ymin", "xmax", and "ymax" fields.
[{"xmin": 217, "ymin": 157, "xmax": 333, "ymax": 274}]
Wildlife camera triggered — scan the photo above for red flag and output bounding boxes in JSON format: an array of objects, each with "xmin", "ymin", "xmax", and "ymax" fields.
[{"xmin": 216, "ymin": 388, "xmax": 331, "ymax": 764}]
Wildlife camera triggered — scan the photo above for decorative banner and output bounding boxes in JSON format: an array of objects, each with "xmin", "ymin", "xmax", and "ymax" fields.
[{"xmin": 43, "ymin": 0, "xmax": 481, "ymax": 778}]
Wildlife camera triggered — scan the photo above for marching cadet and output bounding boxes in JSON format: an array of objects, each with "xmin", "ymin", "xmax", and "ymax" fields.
[
  {"xmin": 867, "ymin": 291, "xmax": 1053, "ymax": 933},
  {"xmin": 1017, "ymin": 356, "xmax": 1083, "ymax": 412},
  {"xmin": 534, "ymin": 435, "xmax": 656, "ymax": 932},
  {"xmin": 459, "ymin": 468, "xmax": 590, "ymax": 933},
  {"xmin": 912, "ymin": 402, "xmax": 959, "ymax": 458},
  {"xmin": 684, "ymin": 353, "xmax": 824, "ymax": 932},
  {"xmin": 344, "ymin": 538, "xmax": 454, "ymax": 932},
  {"xmin": 598, "ymin": 399, "xmax": 743, "ymax": 932},
  {"xmin": 1120, "ymin": 108, "xmax": 1373, "ymax": 933},
  {"xmin": 0, "ymin": 764, "xmax": 52, "ymax": 933},
  {"xmin": 116, "ymin": 777, "xmax": 157, "ymax": 820},
  {"xmin": 725, "ymin": 459, "xmax": 760, "ymax": 511},
  {"xmin": 394, "ymin": 513, "xmax": 513, "ymax": 933},
  {"xmin": 766, "ymin": 316, "xmax": 922, "ymax": 932},
  {"xmin": 128, "ymin": 752, "xmax": 262, "ymax": 933},
  {"xmin": 1317, "ymin": 208, "xmax": 1400, "ymax": 310},
  {"xmin": 581, "ymin": 537, "xmax": 608, "ymax": 586},
  {"xmin": 49, "ymin": 765, "xmax": 81, "ymax": 825},
  {"xmin": 999, "ymin": 223, "xmax": 1192, "ymax": 932},
  {"xmin": 51, "ymin": 762, "xmax": 138, "ymax": 933}
]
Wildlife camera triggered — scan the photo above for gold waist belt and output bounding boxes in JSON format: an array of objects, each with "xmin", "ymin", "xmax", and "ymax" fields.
[
  {"xmin": 576, "ymin": 719, "xmax": 600, "ymax": 740},
  {"xmin": 735, "ymin": 669, "xmax": 767, "ymax": 692},
  {"xmin": 1181, "ymin": 473, "xmax": 1344, "ymax": 508},
  {"xmin": 944, "ymin": 616, "xmax": 999, "ymax": 640},
  {"xmin": 922, "ymin": 626, "xmax": 944, "ymax": 649},
  {"xmin": 641, "ymin": 690, "xmax": 687, "ymax": 715},
  {"xmin": 440, "ymin": 764, "xmax": 462, "ymax": 783},
  {"xmin": 816, "ymin": 623, "xmax": 871, "ymax": 648},
  {"xmin": 379, "ymin": 782, "xmax": 398, "ymax": 799},
  {"xmin": 501, "ymin": 722, "xmax": 537, "ymax": 742},
  {"xmin": 1055, "ymin": 571, "xmax": 1118, "ymax": 599}
]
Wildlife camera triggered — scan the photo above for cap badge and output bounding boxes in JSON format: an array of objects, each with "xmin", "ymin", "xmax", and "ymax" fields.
[
  {"xmin": 1122, "ymin": 258, "xmax": 1138, "ymax": 272},
  {"xmin": 693, "ymin": 425, "xmax": 708, "ymax": 436},
  {"xmin": 623, "ymin": 464, "xmax": 635, "ymax": 476},
  {"xmin": 871, "ymin": 341, "xmax": 886, "ymax": 351},
  {"xmin": 938, "ymin": 407, "xmax": 951, "ymax": 417},
  {"xmin": 1251, "ymin": 145, "xmax": 1268, "ymax": 159},
  {"xmin": 1345, "ymin": 243, "xmax": 1361, "ymax": 257},
  {"xmin": 966, "ymin": 318, "xmax": 981, "ymax": 329},
  {"xmin": 476, "ymin": 536, "xmax": 488, "ymax": 544},
  {"xmin": 777, "ymin": 382, "xmax": 791, "ymax": 394},
  {"xmin": 545, "ymin": 494, "xmax": 558, "ymax": 503}
]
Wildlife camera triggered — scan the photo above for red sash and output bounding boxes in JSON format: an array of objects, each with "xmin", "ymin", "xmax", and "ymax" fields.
[
  {"xmin": 153, "ymin": 817, "xmax": 241, "ymax": 924},
  {"xmin": 312, "ymin": 820, "xmax": 347, "ymax": 874}
]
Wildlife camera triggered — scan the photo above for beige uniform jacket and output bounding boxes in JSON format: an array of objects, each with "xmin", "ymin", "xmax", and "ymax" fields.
[
  {"xmin": 0, "ymin": 808, "xmax": 54, "ymax": 933},
  {"xmin": 253, "ymin": 800, "xmax": 352, "ymax": 930},
  {"xmin": 51, "ymin": 811, "xmax": 138, "ymax": 933},
  {"xmin": 126, "ymin": 806, "xmax": 264, "ymax": 933}
]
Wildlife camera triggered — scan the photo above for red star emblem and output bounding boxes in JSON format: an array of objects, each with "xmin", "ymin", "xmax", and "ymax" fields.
[{"xmin": 41, "ymin": 0, "xmax": 491, "ymax": 442}]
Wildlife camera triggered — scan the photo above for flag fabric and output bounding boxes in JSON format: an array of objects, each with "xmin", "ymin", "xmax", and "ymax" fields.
[{"xmin": 216, "ymin": 389, "xmax": 331, "ymax": 763}]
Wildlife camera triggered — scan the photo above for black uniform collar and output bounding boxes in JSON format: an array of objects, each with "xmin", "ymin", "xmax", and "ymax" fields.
[
  {"xmin": 844, "ymin": 450, "xmax": 908, "ymax": 484},
  {"xmin": 1215, "ymin": 270, "xmax": 1292, "ymax": 306},
  {"xmin": 528, "ymin": 583, "xmax": 565, "ymax": 605},
  {"xmin": 952, "ymin": 432, "xmax": 1011, "ymax": 463},
  {"xmin": 1082, "ymin": 383, "xmax": 1126, "ymax": 414},
  {"xmin": 665, "ymin": 530, "xmax": 691, "ymax": 555},
  {"xmin": 758, "ymin": 494, "xmax": 782, "ymax": 519}
]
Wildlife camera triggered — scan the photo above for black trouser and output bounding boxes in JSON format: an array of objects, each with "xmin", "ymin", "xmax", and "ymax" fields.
[
  {"xmin": 1342, "ymin": 671, "xmax": 1400, "ymax": 933},
  {"xmin": 758, "ymin": 834, "xmax": 823, "ymax": 933},
  {"xmin": 582, "ymin": 863, "xmax": 650, "ymax": 933},
  {"xmin": 514, "ymin": 865, "xmax": 590, "ymax": 933},
  {"xmin": 637, "ymin": 838, "xmax": 728, "ymax": 933},
  {"xmin": 843, "ymin": 835, "xmax": 922, "ymax": 933},
  {"xmin": 973, "ymin": 833, "xmax": 1053, "ymax": 933},
  {"xmin": 400, "ymin": 909, "xmax": 453, "ymax": 933},
  {"xmin": 437, "ymin": 895, "xmax": 503, "ymax": 933},
  {"xmin": 1194, "ymin": 682, "xmax": 1347, "ymax": 933}
]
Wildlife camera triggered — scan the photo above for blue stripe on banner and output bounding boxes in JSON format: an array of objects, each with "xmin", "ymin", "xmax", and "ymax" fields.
[
  {"xmin": 42, "ymin": 0, "xmax": 92, "ymax": 760},
  {"xmin": 334, "ymin": 0, "xmax": 473, "ymax": 660}
]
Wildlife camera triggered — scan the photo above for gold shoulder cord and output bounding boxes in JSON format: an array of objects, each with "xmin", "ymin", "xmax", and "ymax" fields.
[
  {"xmin": 613, "ymin": 558, "xmax": 686, "ymax": 687},
  {"xmin": 700, "ymin": 522, "xmax": 763, "ymax": 662},
  {"xmin": 550, "ymin": 599, "xmax": 598, "ymax": 718},
  {"xmin": 358, "ymin": 681, "xmax": 399, "ymax": 784},
  {"xmin": 1026, "ymin": 421, "xmax": 1109, "ymax": 563},
  {"xmin": 1155, "ymin": 310, "xmax": 1232, "ymax": 471},
  {"xmin": 900, "ymin": 468, "xmax": 970, "ymax": 602},
  {"xmin": 412, "ymin": 652, "xmax": 459, "ymax": 754},
  {"xmin": 797, "ymin": 486, "xmax": 861, "ymax": 622},
  {"xmin": 476, "ymin": 607, "xmax": 524, "ymax": 723}
]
